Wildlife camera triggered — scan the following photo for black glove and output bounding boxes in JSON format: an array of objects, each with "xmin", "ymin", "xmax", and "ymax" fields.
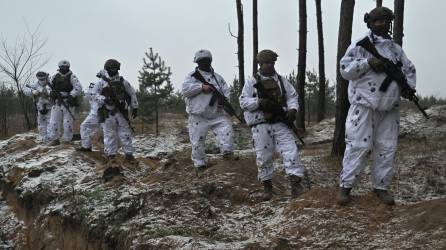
[
  {"xmin": 368, "ymin": 58, "xmax": 387, "ymax": 73},
  {"xmin": 285, "ymin": 109, "xmax": 297, "ymax": 124},
  {"xmin": 401, "ymin": 87, "xmax": 416, "ymax": 100},
  {"xmin": 66, "ymin": 95, "xmax": 77, "ymax": 106},
  {"xmin": 50, "ymin": 91, "xmax": 58, "ymax": 99},
  {"xmin": 132, "ymin": 108, "xmax": 138, "ymax": 119},
  {"xmin": 104, "ymin": 97, "xmax": 114, "ymax": 106}
]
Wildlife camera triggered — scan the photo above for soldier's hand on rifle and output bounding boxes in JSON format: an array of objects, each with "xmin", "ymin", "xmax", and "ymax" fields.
[
  {"xmin": 285, "ymin": 109, "xmax": 297, "ymax": 124},
  {"xmin": 67, "ymin": 95, "xmax": 77, "ymax": 106},
  {"xmin": 202, "ymin": 84, "xmax": 213, "ymax": 93},
  {"xmin": 104, "ymin": 97, "xmax": 114, "ymax": 106},
  {"xmin": 401, "ymin": 87, "xmax": 416, "ymax": 100},
  {"xmin": 50, "ymin": 91, "xmax": 58, "ymax": 99},
  {"xmin": 368, "ymin": 58, "xmax": 387, "ymax": 73},
  {"xmin": 132, "ymin": 108, "xmax": 138, "ymax": 119},
  {"xmin": 32, "ymin": 90, "xmax": 39, "ymax": 96}
]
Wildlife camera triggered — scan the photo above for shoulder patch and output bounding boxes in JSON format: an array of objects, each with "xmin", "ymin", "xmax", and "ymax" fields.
[{"xmin": 89, "ymin": 82, "xmax": 95, "ymax": 89}]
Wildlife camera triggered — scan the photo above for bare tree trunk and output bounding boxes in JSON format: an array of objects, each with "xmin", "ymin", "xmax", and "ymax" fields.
[
  {"xmin": 236, "ymin": 0, "xmax": 245, "ymax": 91},
  {"xmin": 296, "ymin": 0, "xmax": 307, "ymax": 131},
  {"xmin": 315, "ymin": 0, "xmax": 326, "ymax": 122},
  {"xmin": 332, "ymin": 0, "xmax": 355, "ymax": 157},
  {"xmin": 376, "ymin": 0, "xmax": 383, "ymax": 7},
  {"xmin": 1, "ymin": 97, "xmax": 7, "ymax": 137},
  {"xmin": 16, "ymin": 85, "xmax": 32, "ymax": 130},
  {"xmin": 307, "ymin": 96, "xmax": 310, "ymax": 125},
  {"xmin": 252, "ymin": 0, "xmax": 259, "ymax": 76},
  {"xmin": 393, "ymin": 0, "xmax": 405, "ymax": 46}
]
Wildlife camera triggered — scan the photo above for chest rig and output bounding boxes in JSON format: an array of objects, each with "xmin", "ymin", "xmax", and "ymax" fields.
[
  {"xmin": 254, "ymin": 74, "xmax": 287, "ymax": 123},
  {"xmin": 103, "ymin": 77, "xmax": 128, "ymax": 104},
  {"xmin": 52, "ymin": 73, "xmax": 73, "ymax": 93}
]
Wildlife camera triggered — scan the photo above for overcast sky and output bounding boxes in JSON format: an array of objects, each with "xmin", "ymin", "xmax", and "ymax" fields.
[{"xmin": 1, "ymin": 0, "xmax": 444, "ymax": 97}]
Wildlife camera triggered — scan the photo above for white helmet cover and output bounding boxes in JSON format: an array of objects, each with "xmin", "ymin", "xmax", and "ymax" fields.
[
  {"xmin": 58, "ymin": 60, "xmax": 70, "ymax": 67},
  {"xmin": 193, "ymin": 49, "xmax": 212, "ymax": 63}
]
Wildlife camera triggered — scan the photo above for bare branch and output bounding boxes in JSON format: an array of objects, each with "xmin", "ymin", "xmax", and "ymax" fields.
[{"xmin": 227, "ymin": 23, "xmax": 238, "ymax": 38}]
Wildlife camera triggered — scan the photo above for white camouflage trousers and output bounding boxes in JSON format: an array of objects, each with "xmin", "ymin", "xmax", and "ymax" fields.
[
  {"xmin": 102, "ymin": 112, "xmax": 134, "ymax": 156},
  {"xmin": 80, "ymin": 113, "xmax": 100, "ymax": 149},
  {"xmin": 188, "ymin": 114, "xmax": 234, "ymax": 167},
  {"xmin": 340, "ymin": 104, "xmax": 400, "ymax": 190},
  {"xmin": 251, "ymin": 122, "xmax": 304, "ymax": 181},
  {"xmin": 37, "ymin": 111, "xmax": 50, "ymax": 143},
  {"xmin": 47, "ymin": 104, "xmax": 75, "ymax": 142}
]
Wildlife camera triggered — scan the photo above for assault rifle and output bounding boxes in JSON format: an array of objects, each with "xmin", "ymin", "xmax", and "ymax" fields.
[
  {"xmin": 100, "ymin": 76, "xmax": 135, "ymax": 132},
  {"xmin": 25, "ymin": 84, "xmax": 50, "ymax": 114},
  {"xmin": 253, "ymin": 78, "xmax": 305, "ymax": 145},
  {"xmin": 357, "ymin": 37, "xmax": 428, "ymax": 118},
  {"xmin": 191, "ymin": 69, "xmax": 246, "ymax": 124},
  {"xmin": 45, "ymin": 74, "xmax": 76, "ymax": 120}
]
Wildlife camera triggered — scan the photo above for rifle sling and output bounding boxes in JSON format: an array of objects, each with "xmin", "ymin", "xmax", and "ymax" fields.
[
  {"xmin": 191, "ymin": 68, "xmax": 224, "ymax": 106},
  {"xmin": 357, "ymin": 37, "xmax": 401, "ymax": 93}
]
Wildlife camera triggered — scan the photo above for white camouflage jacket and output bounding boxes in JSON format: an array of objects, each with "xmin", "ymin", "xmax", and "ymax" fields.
[
  {"xmin": 23, "ymin": 80, "xmax": 52, "ymax": 112},
  {"xmin": 340, "ymin": 30, "xmax": 416, "ymax": 111},
  {"xmin": 90, "ymin": 72, "xmax": 138, "ymax": 114},
  {"xmin": 182, "ymin": 68, "xmax": 230, "ymax": 117}
]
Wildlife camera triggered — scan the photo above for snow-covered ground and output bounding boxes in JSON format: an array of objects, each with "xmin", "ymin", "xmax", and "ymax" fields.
[{"xmin": 0, "ymin": 106, "xmax": 445, "ymax": 249}]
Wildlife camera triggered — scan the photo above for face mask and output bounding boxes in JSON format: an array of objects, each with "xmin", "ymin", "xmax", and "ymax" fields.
[
  {"xmin": 197, "ymin": 58, "xmax": 212, "ymax": 72},
  {"xmin": 106, "ymin": 69, "xmax": 119, "ymax": 77},
  {"xmin": 59, "ymin": 67, "xmax": 70, "ymax": 74},
  {"xmin": 370, "ymin": 19, "xmax": 392, "ymax": 38},
  {"xmin": 259, "ymin": 62, "xmax": 275, "ymax": 76}
]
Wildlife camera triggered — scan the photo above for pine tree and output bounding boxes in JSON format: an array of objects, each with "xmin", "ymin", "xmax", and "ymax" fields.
[
  {"xmin": 138, "ymin": 48, "xmax": 173, "ymax": 136},
  {"xmin": 229, "ymin": 77, "xmax": 242, "ymax": 115}
]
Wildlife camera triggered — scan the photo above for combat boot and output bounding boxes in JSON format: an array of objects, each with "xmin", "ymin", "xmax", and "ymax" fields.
[
  {"xmin": 195, "ymin": 165, "xmax": 208, "ymax": 177},
  {"xmin": 289, "ymin": 175, "xmax": 303, "ymax": 199},
  {"xmin": 373, "ymin": 188, "xmax": 395, "ymax": 205},
  {"xmin": 125, "ymin": 153, "xmax": 136, "ymax": 162},
  {"xmin": 337, "ymin": 187, "xmax": 352, "ymax": 206},
  {"xmin": 47, "ymin": 139, "xmax": 60, "ymax": 146},
  {"xmin": 222, "ymin": 151, "xmax": 234, "ymax": 160},
  {"xmin": 262, "ymin": 179, "xmax": 273, "ymax": 201},
  {"xmin": 106, "ymin": 154, "xmax": 116, "ymax": 162}
]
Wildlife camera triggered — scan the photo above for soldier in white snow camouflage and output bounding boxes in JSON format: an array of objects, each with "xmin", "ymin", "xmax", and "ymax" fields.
[
  {"xmin": 47, "ymin": 60, "xmax": 83, "ymax": 145},
  {"xmin": 337, "ymin": 7, "xmax": 417, "ymax": 206},
  {"xmin": 91, "ymin": 59, "xmax": 138, "ymax": 161},
  {"xmin": 239, "ymin": 49, "xmax": 305, "ymax": 201},
  {"xmin": 182, "ymin": 50, "xmax": 234, "ymax": 173},
  {"xmin": 23, "ymin": 71, "xmax": 52, "ymax": 143},
  {"xmin": 77, "ymin": 71, "xmax": 105, "ymax": 152}
]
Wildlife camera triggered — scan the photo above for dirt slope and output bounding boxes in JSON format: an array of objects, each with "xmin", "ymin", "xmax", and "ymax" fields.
[{"xmin": 1, "ymin": 106, "xmax": 445, "ymax": 249}]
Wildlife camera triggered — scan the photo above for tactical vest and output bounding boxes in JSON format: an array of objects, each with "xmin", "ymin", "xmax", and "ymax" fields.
[
  {"xmin": 101, "ymin": 77, "xmax": 129, "ymax": 104},
  {"xmin": 254, "ymin": 74, "xmax": 287, "ymax": 123},
  {"xmin": 52, "ymin": 73, "xmax": 73, "ymax": 93}
]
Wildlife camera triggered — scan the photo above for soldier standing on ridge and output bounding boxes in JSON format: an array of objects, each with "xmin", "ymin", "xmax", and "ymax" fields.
[
  {"xmin": 337, "ymin": 7, "xmax": 417, "ymax": 206},
  {"xmin": 239, "ymin": 49, "xmax": 305, "ymax": 201}
]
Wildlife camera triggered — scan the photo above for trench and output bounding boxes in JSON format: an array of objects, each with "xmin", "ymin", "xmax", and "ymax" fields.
[{"xmin": 0, "ymin": 182, "xmax": 114, "ymax": 250}]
